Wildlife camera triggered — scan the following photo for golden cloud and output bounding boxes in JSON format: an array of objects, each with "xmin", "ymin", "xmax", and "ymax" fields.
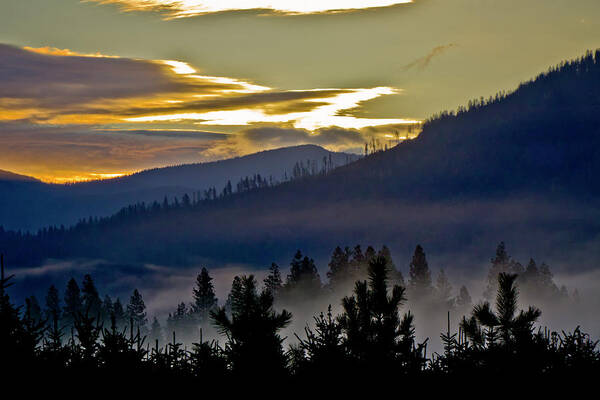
[
  {"xmin": 0, "ymin": 43, "xmax": 421, "ymax": 182},
  {"xmin": 90, "ymin": 0, "xmax": 413, "ymax": 18},
  {"xmin": 0, "ymin": 44, "xmax": 417, "ymax": 130}
]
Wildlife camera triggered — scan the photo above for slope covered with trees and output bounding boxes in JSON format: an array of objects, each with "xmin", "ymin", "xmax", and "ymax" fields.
[
  {"xmin": 1, "ymin": 50, "xmax": 600, "ymax": 269},
  {"xmin": 0, "ymin": 145, "xmax": 357, "ymax": 231}
]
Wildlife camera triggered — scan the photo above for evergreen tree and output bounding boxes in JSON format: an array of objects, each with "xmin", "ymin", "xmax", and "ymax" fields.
[
  {"xmin": 408, "ymin": 245, "xmax": 433, "ymax": 300},
  {"xmin": 539, "ymin": 262, "xmax": 559, "ymax": 299},
  {"xmin": 364, "ymin": 246, "xmax": 377, "ymax": 266},
  {"xmin": 127, "ymin": 289, "xmax": 147, "ymax": 335},
  {"xmin": 167, "ymin": 302, "xmax": 195, "ymax": 340},
  {"xmin": 378, "ymin": 245, "xmax": 404, "ymax": 288},
  {"xmin": 63, "ymin": 278, "xmax": 82, "ymax": 329},
  {"xmin": 264, "ymin": 262, "xmax": 283, "ymax": 298},
  {"xmin": 149, "ymin": 316, "xmax": 163, "ymax": 345},
  {"xmin": 456, "ymin": 285, "xmax": 472, "ymax": 308},
  {"xmin": 286, "ymin": 250, "xmax": 321, "ymax": 295},
  {"xmin": 461, "ymin": 273, "xmax": 541, "ymax": 348},
  {"xmin": 81, "ymin": 274, "xmax": 102, "ymax": 318},
  {"xmin": 102, "ymin": 295, "xmax": 113, "ymax": 324},
  {"xmin": 192, "ymin": 267, "xmax": 217, "ymax": 323},
  {"xmin": 112, "ymin": 297, "xmax": 126, "ymax": 329},
  {"xmin": 350, "ymin": 245, "xmax": 366, "ymax": 278},
  {"xmin": 0, "ymin": 255, "xmax": 43, "ymax": 371},
  {"xmin": 293, "ymin": 305, "xmax": 347, "ymax": 377},
  {"xmin": 224, "ymin": 276, "xmax": 243, "ymax": 316},
  {"xmin": 24, "ymin": 296, "xmax": 42, "ymax": 325},
  {"xmin": 45, "ymin": 284, "xmax": 61, "ymax": 323},
  {"xmin": 327, "ymin": 246, "xmax": 351, "ymax": 287},
  {"xmin": 211, "ymin": 275, "xmax": 292, "ymax": 377},
  {"xmin": 435, "ymin": 269, "xmax": 454, "ymax": 308},
  {"xmin": 338, "ymin": 255, "xmax": 426, "ymax": 372},
  {"xmin": 484, "ymin": 242, "xmax": 513, "ymax": 299}
]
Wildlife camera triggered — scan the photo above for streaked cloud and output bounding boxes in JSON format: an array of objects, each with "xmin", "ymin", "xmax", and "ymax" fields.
[
  {"xmin": 403, "ymin": 44, "xmax": 458, "ymax": 71},
  {"xmin": 90, "ymin": 0, "xmax": 413, "ymax": 19},
  {"xmin": 126, "ymin": 87, "xmax": 418, "ymax": 130},
  {"xmin": 198, "ymin": 124, "xmax": 420, "ymax": 160},
  {"xmin": 0, "ymin": 43, "xmax": 419, "ymax": 181},
  {"xmin": 0, "ymin": 122, "xmax": 227, "ymax": 182},
  {"xmin": 0, "ymin": 44, "xmax": 414, "ymax": 129}
]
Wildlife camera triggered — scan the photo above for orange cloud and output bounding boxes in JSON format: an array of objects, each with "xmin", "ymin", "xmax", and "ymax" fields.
[
  {"xmin": 90, "ymin": 0, "xmax": 413, "ymax": 19},
  {"xmin": 0, "ymin": 42, "xmax": 421, "ymax": 182},
  {"xmin": 23, "ymin": 46, "xmax": 119, "ymax": 58}
]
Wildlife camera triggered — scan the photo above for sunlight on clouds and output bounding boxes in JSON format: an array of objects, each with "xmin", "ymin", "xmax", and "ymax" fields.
[
  {"xmin": 23, "ymin": 46, "xmax": 119, "ymax": 58},
  {"xmin": 92, "ymin": 0, "xmax": 413, "ymax": 18},
  {"xmin": 126, "ymin": 87, "xmax": 418, "ymax": 130},
  {"xmin": 161, "ymin": 60, "xmax": 196, "ymax": 74},
  {"xmin": 0, "ymin": 43, "xmax": 422, "ymax": 181},
  {"xmin": 160, "ymin": 59, "xmax": 271, "ymax": 93},
  {"xmin": 0, "ymin": 45, "xmax": 416, "ymax": 130},
  {"xmin": 50, "ymin": 172, "xmax": 130, "ymax": 184}
]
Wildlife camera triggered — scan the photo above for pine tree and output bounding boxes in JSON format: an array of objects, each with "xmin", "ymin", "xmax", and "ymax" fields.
[
  {"xmin": 127, "ymin": 289, "xmax": 147, "ymax": 335},
  {"xmin": 538, "ymin": 262, "xmax": 559, "ymax": 300},
  {"xmin": 327, "ymin": 246, "xmax": 351, "ymax": 287},
  {"xmin": 379, "ymin": 245, "xmax": 404, "ymax": 287},
  {"xmin": 456, "ymin": 285, "xmax": 472, "ymax": 308},
  {"xmin": 63, "ymin": 278, "xmax": 82, "ymax": 329},
  {"xmin": 338, "ymin": 255, "xmax": 426, "ymax": 371},
  {"xmin": 45, "ymin": 284, "xmax": 61, "ymax": 323},
  {"xmin": 364, "ymin": 246, "xmax": 377, "ymax": 266},
  {"xmin": 224, "ymin": 276, "xmax": 243, "ymax": 316},
  {"xmin": 408, "ymin": 245, "xmax": 433, "ymax": 300},
  {"xmin": 167, "ymin": 302, "xmax": 193, "ymax": 339},
  {"xmin": 461, "ymin": 273, "xmax": 541, "ymax": 348},
  {"xmin": 484, "ymin": 242, "xmax": 512, "ymax": 299},
  {"xmin": 350, "ymin": 245, "xmax": 366, "ymax": 278},
  {"xmin": 81, "ymin": 274, "xmax": 102, "ymax": 318},
  {"xmin": 286, "ymin": 250, "xmax": 321, "ymax": 296},
  {"xmin": 112, "ymin": 297, "xmax": 126, "ymax": 329},
  {"xmin": 435, "ymin": 269, "xmax": 454, "ymax": 308},
  {"xmin": 149, "ymin": 316, "xmax": 163, "ymax": 345},
  {"xmin": 192, "ymin": 267, "xmax": 217, "ymax": 323},
  {"xmin": 102, "ymin": 295, "xmax": 113, "ymax": 323},
  {"xmin": 211, "ymin": 275, "xmax": 292, "ymax": 377},
  {"xmin": 0, "ymin": 255, "xmax": 43, "ymax": 370},
  {"xmin": 264, "ymin": 263, "xmax": 283, "ymax": 298},
  {"xmin": 24, "ymin": 296, "xmax": 42, "ymax": 325}
]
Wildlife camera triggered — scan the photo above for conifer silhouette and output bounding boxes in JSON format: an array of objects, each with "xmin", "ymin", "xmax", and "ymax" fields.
[{"xmin": 211, "ymin": 275, "xmax": 292, "ymax": 378}]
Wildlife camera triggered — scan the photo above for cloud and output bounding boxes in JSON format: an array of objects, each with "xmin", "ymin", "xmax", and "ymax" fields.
[
  {"xmin": 403, "ymin": 43, "xmax": 457, "ymax": 71},
  {"xmin": 0, "ymin": 43, "xmax": 415, "ymax": 128},
  {"xmin": 0, "ymin": 44, "xmax": 270, "ymax": 123},
  {"xmin": 0, "ymin": 43, "xmax": 420, "ymax": 181},
  {"xmin": 0, "ymin": 121, "xmax": 228, "ymax": 182},
  {"xmin": 89, "ymin": 0, "xmax": 413, "ymax": 19},
  {"xmin": 127, "ymin": 86, "xmax": 418, "ymax": 130},
  {"xmin": 200, "ymin": 124, "xmax": 419, "ymax": 159}
]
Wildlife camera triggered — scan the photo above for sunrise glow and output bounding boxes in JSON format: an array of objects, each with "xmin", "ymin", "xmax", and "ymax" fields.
[{"xmin": 93, "ymin": 0, "xmax": 413, "ymax": 18}]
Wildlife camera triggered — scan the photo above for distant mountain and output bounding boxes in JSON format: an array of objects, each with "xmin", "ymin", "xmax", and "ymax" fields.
[
  {"xmin": 0, "ymin": 145, "xmax": 358, "ymax": 231},
  {"xmin": 0, "ymin": 169, "xmax": 38, "ymax": 182},
  {"xmin": 3, "ymin": 50, "xmax": 600, "ymax": 272}
]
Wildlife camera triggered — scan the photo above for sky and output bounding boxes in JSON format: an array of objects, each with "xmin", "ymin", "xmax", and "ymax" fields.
[{"xmin": 0, "ymin": 0, "xmax": 598, "ymax": 182}]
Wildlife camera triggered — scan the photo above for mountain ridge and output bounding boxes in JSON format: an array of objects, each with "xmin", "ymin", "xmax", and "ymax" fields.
[
  {"xmin": 0, "ymin": 144, "xmax": 358, "ymax": 231},
  {"xmin": 2, "ymin": 50, "xmax": 600, "ymax": 271}
]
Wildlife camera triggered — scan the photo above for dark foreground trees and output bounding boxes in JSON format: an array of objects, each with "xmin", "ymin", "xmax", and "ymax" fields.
[
  {"xmin": 211, "ymin": 275, "xmax": 291, "ymax": 378},
  {"xmin": 0, "ymin": 249, "xmax": 598, "ymax": 387}
]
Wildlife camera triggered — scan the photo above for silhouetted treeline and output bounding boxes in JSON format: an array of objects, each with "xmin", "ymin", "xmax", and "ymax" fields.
[
  {"xmin": 0, "ymin": 156, "xmax": 355, "ymax": 267},
  {"xmin": 2, "ymin": 242, "xmax": 596, "ymax": 386}
]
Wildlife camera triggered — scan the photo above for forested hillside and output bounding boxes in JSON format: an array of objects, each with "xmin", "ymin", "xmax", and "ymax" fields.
[
  {"xmin": 2, "ymin": 50, "xmax": 599, "ymax": 269},
  {"xmin": 0, "ymin": 145, "xmax": 356, "ymax": 231}
]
